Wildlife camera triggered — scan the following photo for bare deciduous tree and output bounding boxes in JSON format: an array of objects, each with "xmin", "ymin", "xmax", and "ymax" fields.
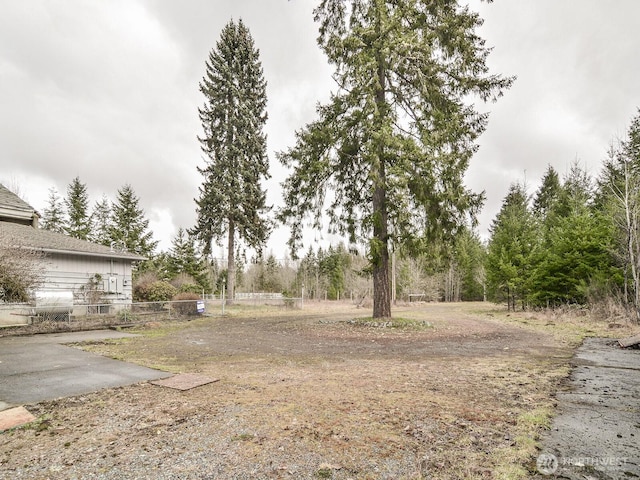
[{"xmin": 0, "ymin": 234, "xmax": 44, "ymax": 303}]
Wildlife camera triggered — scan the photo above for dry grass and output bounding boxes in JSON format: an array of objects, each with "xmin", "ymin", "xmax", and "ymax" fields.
[{"xmin": 2, "ymin": 301, "xmax": 636, "ymax": 479}]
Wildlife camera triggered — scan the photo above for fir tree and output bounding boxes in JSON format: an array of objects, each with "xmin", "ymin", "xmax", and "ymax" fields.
[
  {"xmin": 530, "ymin": 163, "xmax": 617, "ymax": 307},
  {"xmin": 533, "ymin": 165, "xmax": 561, "ymax": 219},
  {"xmin": 263, "ymin": 254, "xmax": 282, "ymax": 293},
  {"xmin": 528, "ymin": 211, "xmax": 617, "ymax": 306},
  {"xmin": 486, "ymin": 183, "xmax": 537, "ymax": 310},
  {"xmin": 319, "ymin": 244, "xmax": 350, "ymax": 300},
  {"xmin": 90, "ymin": 195, "xmax": 112, "ymax": 246},
  {"xmin": 297, "ymin": 247, "xmax": 320, "ymax": 299},
  {"xmin": 452, "ymin": 228, "xmax": 486, "ymax": 301},
  {"xmin": 64, "ymin": 176, "xmax": 91, "ymax": 240},
  {"xmin": 41, "ymin": 187, "xmax": 66, "ymax": 233},
  {"xmin": 278, "ymin": 0, "xmax": 513, "ymax": 318},
  {"xmin": 553, "ymin": 160, "xmax": 593, "ymax": 219},
  {"xmin": 109, "ymin": 184, "xmax": 158, "ymax": 257},
  {"xmin": 192, "ymin": 19, "xmax": 271, "ymax": 305},
  {"xmin": 167, "ymin": 228, "xmax": 210, "ymax": 291}
]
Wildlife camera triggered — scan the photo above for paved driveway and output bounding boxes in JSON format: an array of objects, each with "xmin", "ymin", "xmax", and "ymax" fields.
[{"xmin": 0, "ymin": 330, "xmax": 171, "ymax": 411}]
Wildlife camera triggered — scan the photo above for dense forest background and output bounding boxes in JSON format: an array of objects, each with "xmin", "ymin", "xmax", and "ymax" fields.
[{"xmin": 26, "ymin": 109, "xmax": 640, "ymax": 320}]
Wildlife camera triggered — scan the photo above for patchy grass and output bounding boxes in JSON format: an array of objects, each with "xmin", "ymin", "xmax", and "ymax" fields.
[
  {"xmin": 485, "ymin": 305, "xmax": 638, "ymax": 347},
  {"xmin": 230, "ymin": 433, "xmax": 255, "ymax": 442},
  {"xmin": 2, "ymin": 302, "xmax": 612, "ymax": 479},
  {"xmin": 345, "ymin": 316, "xmax": 433, "ymax": 329},
  {"xmin": 6, "ymin": 414, "xmax": 52, "ymax": 434},
  {"xmin": 492, "ymin": 404, "xmax": 558, "ymax": 479}
]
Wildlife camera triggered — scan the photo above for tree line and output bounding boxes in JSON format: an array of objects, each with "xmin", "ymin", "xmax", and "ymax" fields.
[
  {"xmin": 32, "ymin": 99, "xmax": 640, "ymax": 319},
  {"xmin": 40, "ymin": 179, "xmax": 157, "ymax": 258},
  {"xmin": 37, "ymin": 179, "xmax": 212, "ymax": 296},
  {"xmin": 34, "ymin": 173, "xmax": 485, "ymax": 303},
  {"xmin": 487, "ymin": 110, "xmax": 640, "ymax": 316}
]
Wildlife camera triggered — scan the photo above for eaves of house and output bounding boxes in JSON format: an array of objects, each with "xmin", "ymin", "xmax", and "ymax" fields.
[
  {"xmin": 0, "ymin": 222, "xmax": 145, "ymax": 262},
  {"xmin": 0, "ymin": 184, "xmax": 39, "ymax": 226}
]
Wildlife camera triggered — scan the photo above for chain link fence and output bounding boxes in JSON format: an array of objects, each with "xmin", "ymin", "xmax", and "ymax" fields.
[
  {"xmin": 1, "ymin": 294, "xmax": 303, "ymax": 335},
  {"xmin": 2, "ymin": 299, "xmax": 207, "ymax": 335}
]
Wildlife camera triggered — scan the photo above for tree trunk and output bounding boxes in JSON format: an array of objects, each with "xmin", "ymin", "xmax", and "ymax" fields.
[
  {"xmin": 621, "ymin": 162, "xmax": 640, "ymax": 319},
  {"xmin": 372, "ymin": 183, "xmax": 391, "ymax": 319},
  {"xmin": 226, "ymin": 218, "xmax": 235, "ymax": 306},
  {"xmin": 371, "ymin": 1, "xmax": 391, "ymax": 319}
]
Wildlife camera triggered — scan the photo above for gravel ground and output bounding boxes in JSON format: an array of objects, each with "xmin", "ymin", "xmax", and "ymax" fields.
[{"xmin": 1, "ymin": 302, "xmax": 634, "ymax": 479}]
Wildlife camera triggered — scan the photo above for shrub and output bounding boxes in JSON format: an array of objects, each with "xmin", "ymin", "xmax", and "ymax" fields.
[
  {"xmin": 133, "ymin": 272, "xmax": 160, "ymax": 302},
  {"xmin": 172, "ymin": 292, "xmax": 201, "ymax": 316},
  {"xmin": 135, "ymin": 270, "xmax": 160, "ymax": 287},
  {"xmin": 135, "ymin": 281, "xmax": 177, "ymax": 304}
]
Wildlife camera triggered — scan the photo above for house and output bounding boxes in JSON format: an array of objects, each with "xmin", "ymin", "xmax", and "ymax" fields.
[{"xmin": 0, "ymin": 184, "xmax": 144, "ymax": 324}]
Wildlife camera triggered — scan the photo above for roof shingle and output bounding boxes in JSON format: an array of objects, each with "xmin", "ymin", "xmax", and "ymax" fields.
[
  {"xmin": 0, "ymin": 184, "xmax": 37, "ymax": 214},
  {"xmin": 0, "ymin": 222, "xmax": 145, "ymax": 261}
]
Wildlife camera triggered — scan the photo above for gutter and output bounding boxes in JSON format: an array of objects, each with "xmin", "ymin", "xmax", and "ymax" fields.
[{"xmin": 19, "ymin": 245, "xmax": 146, "ymax": 262}]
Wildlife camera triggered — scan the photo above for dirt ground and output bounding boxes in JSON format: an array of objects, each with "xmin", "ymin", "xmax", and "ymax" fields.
[{"xmin": 0, "ymin": 302, "xmax": 636, "ymax": 479}]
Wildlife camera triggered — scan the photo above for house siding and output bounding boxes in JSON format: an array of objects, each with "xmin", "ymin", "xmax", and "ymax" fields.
[{"xmin": 42, "ymin": 253, "xmax": 135, "ymax": 304}]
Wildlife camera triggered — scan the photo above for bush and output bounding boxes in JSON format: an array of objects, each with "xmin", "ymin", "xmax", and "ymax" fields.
[
  {"xmin": 135, "ymin": 281, "xmax": 177, "ymax": 303},
  {"xmin": 172, "ymin": 292, "xmax": 201, "ymax": 316},
  {"xmin": 133, "ymin": 272, "xmax": 160, "ymax": 302}
]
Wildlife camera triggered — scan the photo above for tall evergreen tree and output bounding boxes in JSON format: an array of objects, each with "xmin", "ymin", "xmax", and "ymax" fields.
[
  {"xmin": 278, "ymin": 0, "xmax": 513, "ymax": 318},
  {"xmin": 452, "ymin": 227, "xmax": 486, "ymax": 301},
  {"xmin": 192, "ymin": 19, "xmax": 271, "ymax": 305},
  {"xmin": 109, "ymin": 184, "xmax": 157, "ymax": 257},
  {"xmin": 90, "ymin": 195, "xmax": 112, "ymax": 246},
  {"xmin": 553, "ymin": 160, "xmax": 593, "ymax": 220},
  {"xmin": 533, "ymin": 165, "xmax": 561, "ymax": 219},
  {"xmin": 64, "ymin": 176, "xmax": 91, "ymax": 240},
  {"xmin": 486, "ymin": 183, "xmax": 537, "ymax": 310},
  {"xmin": 166, "ymin": 228, "xmax": 210, "ymax": 291},
  {"xmin": 41, "ymin": 187, "xmax": 66, "ymax": 233}
]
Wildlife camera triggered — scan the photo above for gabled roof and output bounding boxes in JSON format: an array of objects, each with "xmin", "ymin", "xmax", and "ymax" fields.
[
  {"xmin": 0, "ymin": 222, "xmax": 145, "ymax": 261},
  {"xmin": 0, "ymin": 184, "xmax": 38, "ymax": 224}
]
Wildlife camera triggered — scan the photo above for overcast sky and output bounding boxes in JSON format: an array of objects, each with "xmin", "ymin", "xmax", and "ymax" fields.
[{"xmin": 2, "ymin": 1, "xmax": 640, "ymax": 256}]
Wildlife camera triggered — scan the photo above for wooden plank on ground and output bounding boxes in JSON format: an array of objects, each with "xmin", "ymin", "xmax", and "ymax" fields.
[
  {"xmin": 0, "ymin": 406, "xmax": 36, "ymax": 431},
  {"xmin": 151, "ymin": 373, "xmax": 219, "ymax": 391},
  {"xmin": 618, "ymin": 333, "xmax": 640, "ymax": 348}
]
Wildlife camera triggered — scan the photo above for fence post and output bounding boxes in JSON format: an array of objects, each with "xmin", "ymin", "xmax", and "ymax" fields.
[{"xmin": 221, "ymin": 278, "xmax": 226, "ymax": 316}]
